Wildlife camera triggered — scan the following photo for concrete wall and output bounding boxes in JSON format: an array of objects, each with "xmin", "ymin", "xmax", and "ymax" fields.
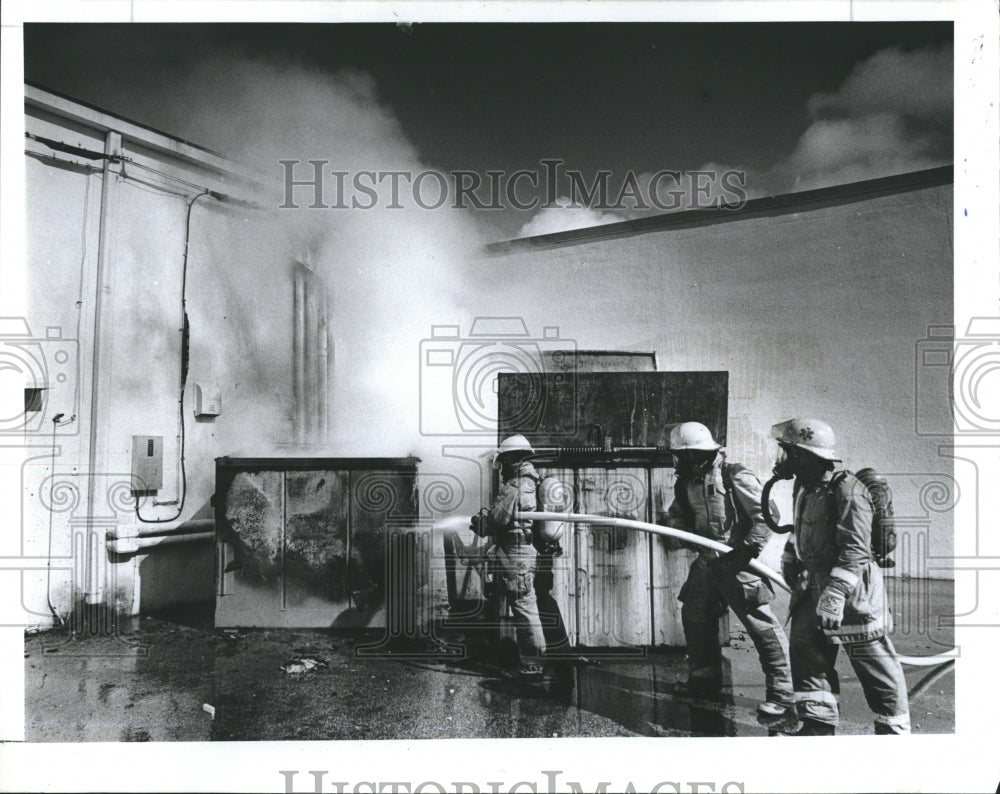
[{"xmin": 471, "ymin": 174, "xmax": 954, "ymax": 578}]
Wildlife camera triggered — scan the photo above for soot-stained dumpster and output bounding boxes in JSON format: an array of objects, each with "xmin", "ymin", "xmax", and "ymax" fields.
[{"xmin": 215, "ymin": 456, "xmax": 420, "ymax": 628}]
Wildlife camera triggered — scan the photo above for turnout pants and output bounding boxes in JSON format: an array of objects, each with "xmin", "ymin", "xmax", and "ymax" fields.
[
  {"xmin": 533, "ymin": 554, "xmax": 571, "ymax": 653},
  {"xmin": 790, "ymin": 587, "xmax": 911, "ymax": 733},
  {"xmin": 495, "ymin": 536, "xmax": 546, "ymax": 674},
  {"xmin": 680, "ymin": 556, "xmax": 794, "ymax": 706}
]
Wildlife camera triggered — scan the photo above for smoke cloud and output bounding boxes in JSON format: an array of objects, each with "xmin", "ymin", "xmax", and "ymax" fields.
[
  {"xmin": 805, "ymin": 44, "xmax": 952, "ymax": 124},
  {"xmin": 782, "ymin": 42, "xmax": 953, "ymax": 190},
  {"xmin": 517, "ymin": 197, "xmax": 623, "ymax": 237},
  {"xmin": 159, "ymin": 56, "xmax": 488, "ymax": 462}
]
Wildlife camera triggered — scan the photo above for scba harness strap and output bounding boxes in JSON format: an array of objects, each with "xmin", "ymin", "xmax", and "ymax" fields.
[{"xmin": 795, "ymin": 470, "xmax": 897, "ymax": 568}]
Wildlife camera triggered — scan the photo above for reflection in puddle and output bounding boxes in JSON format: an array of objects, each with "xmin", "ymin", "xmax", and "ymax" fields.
[{"xmin": 477, "ymin": 660, "xmax": 770, "ymax": 737}]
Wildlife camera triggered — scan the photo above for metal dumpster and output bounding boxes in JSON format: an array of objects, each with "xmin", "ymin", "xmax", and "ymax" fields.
[{"xmin": 214, "ymin": 456, "xmax": 421, "ymax": 629}]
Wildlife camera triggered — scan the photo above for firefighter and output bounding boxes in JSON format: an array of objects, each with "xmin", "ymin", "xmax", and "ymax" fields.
[
  {"xmin": 657, "ymin": 422, "xmax": 795, "ymax": 723},
  {"xmin": 470, "ymin": 434, "xmax": 546, "ymax": 679},
  {"xmin": 771, "ymin": 417, "xmax": 910, "ymax": 735}
]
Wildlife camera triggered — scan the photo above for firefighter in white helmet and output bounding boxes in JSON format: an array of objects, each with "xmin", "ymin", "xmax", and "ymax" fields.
[
  {"xmin": 470, "ymin": 434, "xmax": 546, "ymax": 679},
  {"xmin": 657, "ymin": 421, "xmax": 795, "ymax": 723},
  {"xmin": 771, "ymin": 417, "xmax": 910, "ymax": 735}
]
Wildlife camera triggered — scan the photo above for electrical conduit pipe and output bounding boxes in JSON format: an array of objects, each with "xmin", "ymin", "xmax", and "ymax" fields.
[
  {"xmin": 83, "ymin": 130, "xmax": 122, "ymax": 608},
  {"xmin": 105, "ymin": 519, "xmax": 215, "ymax": 554},
  {"xmin": 107, "ymin": 532, "xmax": 213, "ymax": 555}
]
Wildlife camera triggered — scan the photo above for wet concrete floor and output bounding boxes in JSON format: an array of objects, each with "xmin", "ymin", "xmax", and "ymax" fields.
[{"xmin": 23, "ymin": 579, "xmax": 954, "ymax": 741}]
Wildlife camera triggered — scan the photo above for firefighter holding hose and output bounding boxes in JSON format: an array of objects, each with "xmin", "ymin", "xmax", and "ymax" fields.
[
  {"xmin": 469, "ymin": 434, "xmax": 547, "ymax": 680},
  {"xmin": 657, "ymin": 422, "xmax": 796, "ymax": 723},
  {"xmin": 768, "ymin": 417, "xmax": 910, "ymax": 735}
]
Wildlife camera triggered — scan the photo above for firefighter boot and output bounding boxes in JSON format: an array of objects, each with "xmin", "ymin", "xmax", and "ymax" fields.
[
  {"xmin": 784, "ymin": 718, "xmax": 836, "ymax": 736},
  {"xmin": 756, "ymin": 701, "xmax": 797, "ymax": 726}
]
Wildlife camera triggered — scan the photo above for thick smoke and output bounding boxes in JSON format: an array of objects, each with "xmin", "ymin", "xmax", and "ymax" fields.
[
  {"xmin": 784, "ymin": 42, "xmax": 953, "ymax": 190},
  {"xmin": 805, "ymin": 44, "xmax": 952, "ymax": 124},
  {"xmin": 164, "ymin": 57, "xmax": 488, "ymax": 465}
]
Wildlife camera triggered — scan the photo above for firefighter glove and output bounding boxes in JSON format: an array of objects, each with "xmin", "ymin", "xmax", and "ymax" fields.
[
  {"xmin": 712, "ymin": 544, "xmax": 757, "ymax": 576},
  {"xmin": 816, "ymin": 587, "xmax": 847, "ymax": 630},
  {"xmin": 469, "ymin": 514, "xmax": 487, "ymax": 538}
]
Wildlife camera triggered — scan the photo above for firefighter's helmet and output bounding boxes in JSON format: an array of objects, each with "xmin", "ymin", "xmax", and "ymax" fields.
[
  {"xmin": 669, "ymin": 422, "xmax": 721, "ymax": 452},
  {"xmin": 497, "ymin": 434, "xmax": 534, "ymax": 457},
  {"xmin": 770, "ymin": 417, "xmax": 838, "ymax": 460}
]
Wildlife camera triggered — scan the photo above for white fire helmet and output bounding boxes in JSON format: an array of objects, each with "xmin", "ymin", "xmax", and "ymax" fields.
[
  {"xmin": 770, "ymin": 417, "xmax": 838, "ymax": 460},
  {"xmin": 669, "ymin": 422, "xmax": 721, "ymax": 451},
  {"xmin": 497, "ymin": 434, "xmax": 534, "ymax": 457}
]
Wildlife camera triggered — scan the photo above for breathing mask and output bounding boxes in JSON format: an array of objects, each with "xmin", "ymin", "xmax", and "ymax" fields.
[
  {"xmin": 672, "ymin": 449, "xmax": 717, "ymax": 478},
  {"xmin": 772, "ymin": 442, "xmax": 799, "ymax": 480}
]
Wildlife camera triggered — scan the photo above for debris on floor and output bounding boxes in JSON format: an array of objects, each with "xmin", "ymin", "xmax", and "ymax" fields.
[{"xmin": 280, "ymin": 657, "xmax": 329, "ymax": 675}]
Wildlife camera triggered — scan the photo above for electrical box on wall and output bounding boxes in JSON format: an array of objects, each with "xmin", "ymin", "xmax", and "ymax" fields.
[
  {"xmin": 131, "ymin": 435, "xmax": 163, "ymax": 491},
  {"xmin": 194, "ymin": 383, "xmax": 221, "ymax": 418}
]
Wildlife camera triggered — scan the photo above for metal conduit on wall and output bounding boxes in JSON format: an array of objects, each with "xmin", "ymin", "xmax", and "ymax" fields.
[
  {"xmin": 107, "ymin": 532, "xmax": 214, "ymax": 555},
  {"xmin": 105, "ymin": 519, "xmax": 216, "ymax": 554},
  {"xmin": 83, "ymin": 129, "xmax": 122, "ymax": 608}
]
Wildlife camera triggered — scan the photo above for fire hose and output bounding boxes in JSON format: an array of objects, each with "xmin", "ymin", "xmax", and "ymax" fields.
[
  {"xmin": 515, "ymin": 510, "xmax": 957, "ymax": 673},
  {"xmin": 517, "ymin": 511, "xmax": 790, "ymax": 593}
]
